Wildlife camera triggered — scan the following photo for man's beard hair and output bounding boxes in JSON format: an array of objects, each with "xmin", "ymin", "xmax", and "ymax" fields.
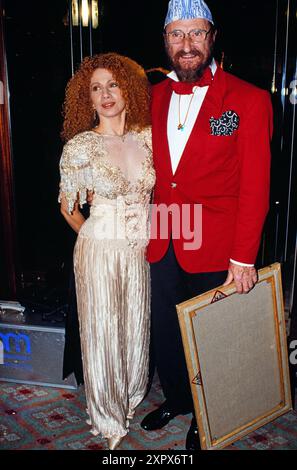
[{"xmin": 166, "ymin": 45, "xmax": 214, "ymax": 82}]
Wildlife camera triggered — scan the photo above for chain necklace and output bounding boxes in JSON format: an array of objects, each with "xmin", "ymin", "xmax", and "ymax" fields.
[{"xmin": 177, "ymin": 90, "xmax": 196, "ymax": 131}]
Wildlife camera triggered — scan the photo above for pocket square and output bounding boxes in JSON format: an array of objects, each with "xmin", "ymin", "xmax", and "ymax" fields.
[{"xmin": 209, "ymin": 110, "xmax": 240, "ymax": 136}]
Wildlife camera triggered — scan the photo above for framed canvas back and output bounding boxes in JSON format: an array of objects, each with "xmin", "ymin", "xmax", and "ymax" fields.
[{"xmin": 176, "ymin": 263, "xmax": 292, "ymax": 450}]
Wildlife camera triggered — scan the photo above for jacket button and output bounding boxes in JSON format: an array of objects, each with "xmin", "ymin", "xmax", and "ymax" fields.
[{"xmin": 171, "ymin": 182, "xmax": 177, "ymax": 188}]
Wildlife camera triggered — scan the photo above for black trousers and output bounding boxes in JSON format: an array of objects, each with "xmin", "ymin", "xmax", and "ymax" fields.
[
  {"xmin": 63, "ymin": 268, "xmax": 84, "ymax": 385},
  {"xmin": 150, "ymin": 241, "xmax": 227, "ymax": 414}
]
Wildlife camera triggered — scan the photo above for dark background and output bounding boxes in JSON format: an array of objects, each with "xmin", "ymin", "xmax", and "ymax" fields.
[{"xmin": 2, "ymin": 0, "xmax": 296, "ymax": 306}]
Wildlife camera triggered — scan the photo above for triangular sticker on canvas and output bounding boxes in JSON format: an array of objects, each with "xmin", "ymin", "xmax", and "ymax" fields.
[{"xmin": 211, "ymin": 290, "xmax": 227, "ymax": 304}]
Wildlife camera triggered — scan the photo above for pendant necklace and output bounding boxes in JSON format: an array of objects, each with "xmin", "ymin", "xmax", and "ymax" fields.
[{"xmin": 177, "ymin": 90, "xmax": 196, "ymax": 131}]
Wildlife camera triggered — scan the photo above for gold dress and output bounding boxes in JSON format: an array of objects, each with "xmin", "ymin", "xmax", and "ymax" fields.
[{"xmin": 59, "ymin": 128, "xmax": 155, "ymax": 438}]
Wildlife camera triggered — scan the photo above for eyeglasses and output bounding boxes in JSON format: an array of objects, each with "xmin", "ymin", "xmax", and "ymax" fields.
[{"xmin": 165, "ymin": 28, "xmax": 212, "ymax": 44}]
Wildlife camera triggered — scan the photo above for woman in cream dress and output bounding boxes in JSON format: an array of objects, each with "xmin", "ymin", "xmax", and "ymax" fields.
[{"xmin": 59, "ymin": 53, "xmax": 155, "ymax": 450}]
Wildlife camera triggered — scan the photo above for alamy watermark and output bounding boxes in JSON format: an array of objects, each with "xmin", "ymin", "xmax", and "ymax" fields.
[
  {"xmin": 91, "ymin": 201, "xmax": 203, "ymax": 251},
  {"xmin": 150, "ymin": 203, "xmax": 202, "ymax": 250}
]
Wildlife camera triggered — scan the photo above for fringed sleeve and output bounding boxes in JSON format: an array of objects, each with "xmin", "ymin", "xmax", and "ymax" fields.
[{"xmin": 58, "ymin": 133, "xmax": 94, "ymax": 213}]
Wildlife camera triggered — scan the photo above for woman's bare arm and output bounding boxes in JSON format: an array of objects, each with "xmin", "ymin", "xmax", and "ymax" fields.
[{"xmin": 60, "ymin": 194, "xmax": 85, "ymax": 234}]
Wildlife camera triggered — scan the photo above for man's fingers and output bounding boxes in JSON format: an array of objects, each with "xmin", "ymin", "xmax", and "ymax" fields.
[
  {"xmin": 223, "ymin": 271, "xmax": 233, "ymax": 286},
  {"xmin": 223, "ymin": 265, "xmax": 258, "ymax": 294},
  {"xmin": 234, "ymin": 278, "xmax": 243, "ymax": 294},
  {"xmin": 247, "ymin": 277, "xmax": 255, "ymax": 290},
  {"xmin": 228, "ymin": 264, "xmax": 259, "ymax": 294},
  {"xmin": 242, "ymin": 279, "xmax": 251, "ymax": 293}
]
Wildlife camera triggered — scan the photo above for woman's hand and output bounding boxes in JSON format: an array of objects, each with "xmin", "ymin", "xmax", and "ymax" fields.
[{"xmin": 60, "ymin": 193, "xmax": 85, "ymax": 234}]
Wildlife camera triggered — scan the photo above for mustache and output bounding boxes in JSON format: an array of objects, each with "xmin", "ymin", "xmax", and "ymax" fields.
[{"xmin": 174, "ymin": 49, "xmax": 203, "ymax": 60}]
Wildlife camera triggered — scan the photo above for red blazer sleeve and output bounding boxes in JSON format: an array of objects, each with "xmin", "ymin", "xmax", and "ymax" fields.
[{"xmin": 230, "ymin": 90, "xmax": 273, "ymax": 264}]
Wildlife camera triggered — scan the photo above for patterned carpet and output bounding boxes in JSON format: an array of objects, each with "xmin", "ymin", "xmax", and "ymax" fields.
[{"xmin": 1, "ymin": 376, "xmax": 297, "ymax": 451}]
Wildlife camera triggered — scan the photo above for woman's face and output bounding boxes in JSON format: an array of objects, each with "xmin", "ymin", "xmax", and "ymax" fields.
[{"xmin": 90, "ymin": 68, "xmax": 126, "ymax": 119}]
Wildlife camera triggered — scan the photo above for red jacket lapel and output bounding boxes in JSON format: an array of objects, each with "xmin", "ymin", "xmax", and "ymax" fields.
[
  {"xmin": 151, "ymin": 80, "xmax": 173, "ymax": 178},
  {"xmin": 174, "ymin": 66, "xmax": 226, "ymax": 177}
]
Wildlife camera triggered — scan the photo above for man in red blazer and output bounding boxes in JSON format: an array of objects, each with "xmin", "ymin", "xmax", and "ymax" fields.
[{"xmin": 141, "ymin": 0, "xmax": 273, "ymax": 450}]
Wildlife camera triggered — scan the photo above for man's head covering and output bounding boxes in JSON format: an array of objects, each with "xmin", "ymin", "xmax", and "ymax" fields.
[{"xmin": 164, "ymin": 0, "xmax": 214, "ymax": 28}]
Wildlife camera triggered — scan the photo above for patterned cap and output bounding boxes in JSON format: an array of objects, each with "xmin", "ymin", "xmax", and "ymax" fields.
[{"xmin": 164, "ymin": 0, "xmax": 214, "ymax": 28}]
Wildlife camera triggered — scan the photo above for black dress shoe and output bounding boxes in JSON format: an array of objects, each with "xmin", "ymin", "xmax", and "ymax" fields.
[
  {"xmin": 186, "ymin": 418, "xmax": 201, "ymax": 450},
  {"xmin": 141, "ymin": 402, "xmax": 179, "ymax": 431}
]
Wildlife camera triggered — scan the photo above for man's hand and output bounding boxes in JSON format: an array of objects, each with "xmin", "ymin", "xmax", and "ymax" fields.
[
  {"xmin": 223, "ymin": 262, "xmax": 258, "ymax": 294},
  {"xmin": 87, "ymin": 190, "xmax": 94, "ymax": 205}
]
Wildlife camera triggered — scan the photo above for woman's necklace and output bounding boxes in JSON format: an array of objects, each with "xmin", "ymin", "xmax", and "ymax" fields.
[
  {"xmin": 177, "ymin": 90, "xmax": 196, "ymax": 131},
  {"xmin": 93, "ymin": 128, "xmax": 127, "ymax": 142}
]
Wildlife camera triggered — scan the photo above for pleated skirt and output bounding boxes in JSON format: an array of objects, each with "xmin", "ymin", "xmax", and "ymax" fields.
[{"xmin": 74, "ymin": 235, "xmax": 150, "ymax": 438}]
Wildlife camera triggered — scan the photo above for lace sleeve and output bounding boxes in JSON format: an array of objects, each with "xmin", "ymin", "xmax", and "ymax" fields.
[
  {"xmin": 58, "ymin": 133, "xmax": 94, "ymax": 213},
  {"xmin": 141, "ymin": 126, "xmax": 152, "ymax": 151}
]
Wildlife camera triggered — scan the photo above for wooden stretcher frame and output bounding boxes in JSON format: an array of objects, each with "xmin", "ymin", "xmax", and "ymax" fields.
[{"xmin": 176, "ymin": 263, "xmax": 292, "ymax": 450}]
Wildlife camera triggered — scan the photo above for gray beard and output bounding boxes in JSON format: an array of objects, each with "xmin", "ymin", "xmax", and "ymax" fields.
[
  {"xmin": 174, "ymin": 59, "xmax": 213, "ymax": 82},
  {"xmin": 166, "ymin": 45, "xmax": 214, "ymax": 82}
]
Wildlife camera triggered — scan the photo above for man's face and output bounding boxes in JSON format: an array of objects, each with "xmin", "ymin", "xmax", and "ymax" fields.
[{"xmin": 165, "ymin": 18, "xmax": 216, "ymax": 81}]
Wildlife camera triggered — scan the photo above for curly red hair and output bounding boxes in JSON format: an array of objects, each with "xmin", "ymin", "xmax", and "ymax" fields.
[{"xmin": 62, "ymin": 53, "xmax": 151, "ymax": 142}]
